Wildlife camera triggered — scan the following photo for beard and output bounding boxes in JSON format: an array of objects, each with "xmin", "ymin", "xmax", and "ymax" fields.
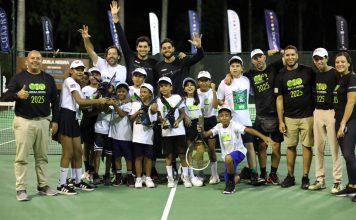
[{"xmin": 163, "ymin": 52, "xmax": 173, "ymax": 59}]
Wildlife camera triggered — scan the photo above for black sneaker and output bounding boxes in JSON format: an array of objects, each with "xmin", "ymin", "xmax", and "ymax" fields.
[
  {"xmin": 334, "ymin": 185, "xmax": 356, "ymax": 197},
  {"xmin": 92, "ymin": 173, "xmax": 101, "ymax": 185},
  {"xmin": 103, "ymin": 173, "xmax": 111, "ymax": 186},
  {"xmin": 151, "ymin": 167, "xmax": 160, "ymax": 181},
  {"xmin": 37, "ymin": 185, "xmax": 58, "ymax": 196},
  {"xmin": 223, "ymin": 180, "xmax": 236, "ymax": 194},
  {"xmin": 267, "ymin": 172, "xmax": 280, "ymax": 185},
  {"xmin": 66, "ymin": 178, "xmax": 75, "ymax": 187},
  {"xmin": 113, "ymin": 173, "xmax": 123, "ymax": 187},
  {"xmin": 57, "ymin": 184, "xmax": 77, "ymax": 195},
  {"xmin": 352, "ymin": 195, "xmax": 356, "ymax": 202},
  {"xmin": 281, "ymin": 175, "xmax": 295, "ymax": 188},
  {"xmin": 127, "ymin": 174, "xmax": 135, "ymax": 187},
  {"xmin": 74, "ymin": 181, "xmax": 95, "ymax": 191},
  {"xmin": 301, "ymin": 176, "xmax": 310, "ymax": 190},
  {"xmin": 250, "ymin": 172, "xmax": 266, "ymax": 186},
  {"xmin": 239, "ymin": 167, "xmax": 251, "ymax": 180}
]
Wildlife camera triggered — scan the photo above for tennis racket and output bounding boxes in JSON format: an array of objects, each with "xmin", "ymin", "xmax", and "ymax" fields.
[{"xmin": 185, "ymin": 116, "xmax": 210, "ymax": 170}]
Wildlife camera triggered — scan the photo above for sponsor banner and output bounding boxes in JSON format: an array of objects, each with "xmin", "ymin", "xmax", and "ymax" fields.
[
  {"xmin": 0, "ymin": 7, "xmax": 10, "ymax": 52},
  {"xmin": 264, "ymin": 9, "xmax": 280, "ymax": 50},
  {"xmin": 227, "ymin": 10, "xmax": 241, "ymax": 54},
  {"xmin": 107, "ymin": 11, "xmax": 120, "ymax": 49},
  {"xmin": 188, "ymin": 10, "xmax": 200, "ymax": 53},
  {"xmin": 41, "ymin": 16, "xmax": 54, "ymax": 51},
  {"xmin": 336, "ymin": 16, "xmax": 349, "ymax": 50},
  {"xmin": 149, "ymin": 12, "xmax": 160, "ymax": 55}
]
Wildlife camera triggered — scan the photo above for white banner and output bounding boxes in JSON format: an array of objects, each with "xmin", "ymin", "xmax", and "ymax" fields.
[
  {"xmin": 227, "ymin": 9, "xmax": 241, "ymax": 54},
  {"xmin": 149, "ymin": 12, "xmax": 160, "ymax": 55}
]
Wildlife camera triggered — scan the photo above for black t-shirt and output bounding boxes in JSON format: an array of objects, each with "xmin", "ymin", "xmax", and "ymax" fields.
[
  {"xmin": 2, "ymin": 70, "xmax": 59, "ymax": 122},
  {"xmin": 315, "ymin": 68, "xmax": 338, "ymax": 110},
  {"xmin": 333, "ymin": 72, "xmax": 356, "ymax": 121},
  {"xmin": 245, "ymin": 59, "xmax": 284, "ymax": 117},
  {"xmin": 275, "ymin": 64, "xmax": 315, "ymax": 118},
  {"xmin": 115, "ymin": 22, "xmax": 159, "ymax": 86},
  {"xmin": 155, "ymin": 48, "xmax": 204, "ymax": 95}
]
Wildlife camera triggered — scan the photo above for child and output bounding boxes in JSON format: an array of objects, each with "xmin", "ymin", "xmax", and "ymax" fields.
[
  {"xmin": 129, "ymin": 68, "xmax": 147, "ymax": 98},
  {"xmin": 197, "ymin": 71, "xmax": 219, "ymax": 184},
  {"xmin": 217, "ymin": 56, "xmax": 265, "ymax": 186},
  {"xmin": 57, "ymin": 60, "xmax": 107, "ymax": 195},
  {"xmin": 109, "ymin": 82, "xmax": 134, "ymax": 187},
  {"xmin": 129, "ymin": 83, "xmax": 157, "ymax": 188},
  {"xmin": 199, "ymin": 106, "xmax": 274, "ymax": 194},
  {"xmin": 182, "ymin": 77, "xmax": 204, "ymax": 187},
  {"xmin": 157, "ymin": 76, "xmax": 191, "ymax": 188}
]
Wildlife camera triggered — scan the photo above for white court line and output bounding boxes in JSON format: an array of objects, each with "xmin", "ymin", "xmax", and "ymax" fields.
[
  {"xmin": 0, "ymin": 127, "xmax": 11, "ymax": 132},
  {"xmin": 161, "ymin": 185, "xmax": 177, "ymax": 220},
  {"xmin": 0, "ymin": 140, "xmax": 15, "ymax": 146}
]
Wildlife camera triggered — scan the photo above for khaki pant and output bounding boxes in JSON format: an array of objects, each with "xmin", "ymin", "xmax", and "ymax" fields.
[
  {"xmin": 13, "ymin": 116, "xmax": 50, "ymax": 191},
  {"xmin": 313, "ymin": 109, "xmax": 342, "ymax": 182},
  {"xmin": 284, "ymin": 116, "xmax": 314, "ymax": 147}
]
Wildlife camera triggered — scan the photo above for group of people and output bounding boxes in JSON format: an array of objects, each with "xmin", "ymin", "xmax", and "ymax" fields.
[{"xmin": 2, "ymin": 0, "xmax": 356, "ymax": 203}]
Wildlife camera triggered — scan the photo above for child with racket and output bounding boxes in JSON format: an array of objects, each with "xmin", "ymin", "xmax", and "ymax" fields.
[
  {"xmin": 129, "ymin": 83, "xmax": 157, "ymax": 188},
  {"xmin": 157, "ymin": 76, "xmax": 192, "ymax": 188},
  {"xmin": 199, "ymin": 106, "xmax": 274, "ymax": 194},
  {"xmin": 182, "ymin": 77, "xmax": 204, "ymax": 187}
]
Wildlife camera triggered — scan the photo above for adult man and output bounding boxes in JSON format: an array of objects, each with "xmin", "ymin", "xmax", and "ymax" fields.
[
  {"xmin": 2, "ymin": 50, "xmax": 59, "ymax": 201},
  {"xmin": 244, "ymin": 49, "xmax": 284, "ymax": 184},
  {"xmin": 275, "ymin": 45, "xmax": 315, "ymax": 189},
  {"xmin": 79, "ymin": 25, "xmax": 127, "ymax": 85},
  {"xmin": 308, "ymin": 48, "xmax": 343, "ymax": 193},
  {"xmin": 155, "ymin": 34, "xmax": 204, "ymax": 95}
]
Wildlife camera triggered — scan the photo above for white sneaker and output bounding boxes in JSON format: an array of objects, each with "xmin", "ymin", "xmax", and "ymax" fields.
[
  {"xmin": 191, "ymin": 176, "xmax": 203, "ymax": 187},
  {"xmin": 182, "ymin": 175, "xmax": 192, "ymax": 188},
  {"xmin": 167, "ymin": 176, "xmax": 175, "ymax": 188},
  {"xmin": 135, "ymin": 177, "xmax": 143, "ymax": 188},
  {"xmin": 81, "ymin": 171, "xmax": 90, "ymax": 182},
  {"xmin": 209, "ymin": 175, "xmax": 220, "ymax": 185},
  {"xmin": 142, "ymin": 175, "xmax": 147, "ymax": 184},
  {"xmin": 145, "ymin": 177, "xmax": 155, "ymax": 188}
]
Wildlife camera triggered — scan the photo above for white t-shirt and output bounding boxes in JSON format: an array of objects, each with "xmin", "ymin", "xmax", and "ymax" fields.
[
  {"xmin": 130, "ymin": 101, "xmax": 157, "ymax": 145},
  {"xmin": 129, "ymin": 86, "xmax": 140, "ymax": 101},
  {"xmin": 217, "ymin": 76, "xmax": 252, "ymax": 126},
  {"xmin": 157, "ymin": 94, "xmax": 185, "ymax": 137},
  {"xmin": 211, "ymin": 121, "xmax": 247, "ymax": 159},
  {"xmin": 184, "ymin": 97, "xmax": 203, "ymax": 120},
  {"xmin": 60, "ymin": 77, "xmax": 82, "ymax": 119},
  {"xmin": 198, "ymin": 88, "xmax": 217, "ymax": 118},
  {"xmin": 94, "ymin": 56, "xmax": 127, "ymax": 85},
  {"xmin": 94, "ymin": 109, "xmax": 112, "ymax": 135},
  {"xmin": 108, "ymin": 102, "xmax": 132, "ymax": 141},
  {"xmin": 82, "ymin": 85, "xmax": 97, "ymax": 112}
]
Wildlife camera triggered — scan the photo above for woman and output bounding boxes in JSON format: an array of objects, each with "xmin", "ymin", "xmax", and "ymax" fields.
[{"xmin": 333, "ymin": 51, "xmax": 356, "ymax": 202}]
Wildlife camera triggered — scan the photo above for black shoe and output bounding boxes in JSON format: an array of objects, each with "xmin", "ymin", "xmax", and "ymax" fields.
[
  {"xmin": 57, "ymin": 184, "xmax": 77, "ymax": 195},
  {"xmin": 334, "ymin": 185, "xmax": 356, "ymax": 197},
  {"xmin": 250, "ymin": 172, "xmax": 266, "ymax": 186},
  {"xmin": 151, "ymin": 167, "xmax": 160, "ymax": 181},
  {"xmin": 103, "ymin": 173, "xmax": 111, "ymax": 186},
  {"xmin": 352, "ymin": 195, "xmax": 356, "ymax": 202},
  {"xmin": 301, "ymin": 176, "xmax": 310, "ymax": 190},
  {"xmin": 92, "ymin": 173, "xmax": 101, "ymax": 185},
  {"xmin": 267, "ymin": 172, "xmax": 280, "ymax": 185},
  {"xmin": 74, "ymin": 181, "xmax": 95, "ymax": 191},
  {"xmin": 281, "ymin": 175, "xmax": 295, "ymax": 188},
  {"xmin": 239, "ymin": 167, "xmax": 251, "ymax": 180},
  {"xmin": 223, "ymin": 180, "xmax": 236, "ymax": 194},
  {"xmin": 127, "ymin": 174, "xmax": 135, "ymax": 187},
  {"xmin": 113, "ymin": 173, "xmax": 123, "ymax": 187}
]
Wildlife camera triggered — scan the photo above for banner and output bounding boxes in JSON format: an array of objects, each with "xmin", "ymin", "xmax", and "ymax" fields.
[
  {"xmin": 107, "ymin": 11, "xmax": 120, "ymax": 49},
  {"xmin": 264, "ymin": 9, "xmax": 280, "ymax": 50},
  {"xmin": 149, "ymin": 12, "xmax": 160, "ymax": 55},
  {"xmin": 188, "ymin": 10, "xmax": 200, "ymax": 53},
  {"xmin": 336, "ymin": 16, "xmax": 348, "ymax": 51},
  {"xmin": 40, "ymin": 16, "xmax": 54, "ymax": 51},
  {"xmin": 227, "ymin": 10, "xmax": 241, "ymax": 54},
  {"xmin": 0, "ymin": 7, "xmax": 10, "ymax": 52}
]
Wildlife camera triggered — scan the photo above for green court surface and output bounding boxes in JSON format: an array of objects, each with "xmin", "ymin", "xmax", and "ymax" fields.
[{"xmin": 0, "ymin": 155, "xmax": 355, "ymax": 220}]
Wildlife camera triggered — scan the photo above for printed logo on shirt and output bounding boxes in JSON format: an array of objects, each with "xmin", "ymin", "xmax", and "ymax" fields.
[
  {"xmin": 221, "ymin": 132, "xmax": 232, "ymax": 150},
  {"xmin": 29, "ymin": 83, "xmax": 46, "ymax": 90},
  {"xmin": 286, "ymin": 78, "xmax": 304, "ymax": 98},
  {"xmin": 232, "ymin": 89, "xmax": 247, "ymax": 110}
]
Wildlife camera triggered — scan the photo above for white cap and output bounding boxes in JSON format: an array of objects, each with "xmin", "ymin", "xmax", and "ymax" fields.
[
  {"xmin": 313, "ymin": 48, "xmax": 328, "ymax": 58},
  {"xmin": 70, "ymin": 60, "xmax": 85, "ymax": 69},
  {"xmin": 116, "ymin": 81, "xmax": 129, "ymax": 90},
  {"xmin": 132, "ymin": 67, "xmax": 147, "ymax": 76},
  {"xmin": 228, "ymin": 56, "xmax": 243, "ymax": 66},
  {"xmin": 182, "ymin": 77, "xmax": 196, "ymax": 88},
  {"xmin": 250, "ymin": 49, "xmax": 264, "ymax": 58},
  {"xmin": 197, "ymin": 71, "xmax": 211, "ymax": 79},
  {"xmin": 158, "ymin": 76, "xmax": 172, "ymax": 85},
  {"xmin": 141, "ymin": 83, "xmax": 154, "ymax": 94},
  {"xmin": 218, "ymin": 105, "xmax": 232, "ymax": 114},
  {"xmin": 88, "ymin": 67, "xmax": 101, "ymax": 74}
]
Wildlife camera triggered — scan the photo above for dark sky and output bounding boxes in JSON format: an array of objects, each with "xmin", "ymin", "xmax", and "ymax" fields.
[{"xmin": 0, "ymin": 0, "xmax": 354, "ymax": 53}]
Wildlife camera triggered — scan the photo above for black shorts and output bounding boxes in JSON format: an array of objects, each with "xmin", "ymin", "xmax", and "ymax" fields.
[
  {"xmin": 162, "ymin": 135, "xmax": 187, "ymax": 155},
  {"xmin": 254, "ymin": 115, "xmax": 283, "ymax": 143},
  {"xmin": 242, "ymin": 126, "xmax": 254, "ymax": 143},
  {"xmin": 58, "ymin": 108, "xmax": 81, "ymax": 138},
  {"xmin": 112, "ymin": 139, "xmax": 133, "ymax": 160},
  {"xmin": 94, "ymin": 133, "xmax": 113, "ymax": 155},
  {"xmin": 133, "ymin": 143, "xmax": 153, "ymax": 158},
  {"xmin": 185, "ymin": 119, "xmax": 198, "ymax": 141},
  {"xmin": 204, "ymin": 116, "xmax": 218, "ymax": 140},
  {"xmin": 80, "ymin": 115, "xmax": 97, "ymax": 145}
]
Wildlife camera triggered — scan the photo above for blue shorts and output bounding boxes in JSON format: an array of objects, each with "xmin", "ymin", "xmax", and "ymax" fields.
[
  {"xmin": 112, "ymin": 139, "xmax": 133, "ymax": 160},
  {"xmin": 223, "ymin": 150, "xmax": 245, "ymax": 183},
  {"xmin": 133, "ymin": 143, "xmax": 153, "ymax": 158}
]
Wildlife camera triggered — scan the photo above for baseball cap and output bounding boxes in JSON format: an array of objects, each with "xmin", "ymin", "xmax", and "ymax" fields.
[
  {"xmin": 312, "ymin": 48, "xmax": 328, "ymax": 58},
  {"xmin": 250, "ymin": 49, "xmax": 264, "ymax": 58},
  {"xmin": 141, "ymin": 83, "xmax": 154, "ymax": 94},
  {"xmin": 218, "ymin": 105, "xmax": 232, "ymax": 114},
  {"xmin": 182, "ymin": 77, "xmax": 196, "ymax": 88},
  {"xmin": 132, "ymin": 67, "xmax": 147, "ymax": 76},
  {"xmin": 228, "ymin": 56, "xmax": 243, "ymax": 66},
  {"xmin": 197, "ymin": 71, "xmax": 211, "ymax": 79},
  {"xmin": 116, "ymin": 81, "xmax": 129, "ymax": 91},
  {"xmin": 70, "ymin": 60, "xmax": 85, "ymax": 69},
  {"xmin": 88, "ymin": 67, "xmax": 101, "ymax": 74},
  {"xmin": 157, "ymin": 76, "xmax": 172, "ymax": 85}
]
